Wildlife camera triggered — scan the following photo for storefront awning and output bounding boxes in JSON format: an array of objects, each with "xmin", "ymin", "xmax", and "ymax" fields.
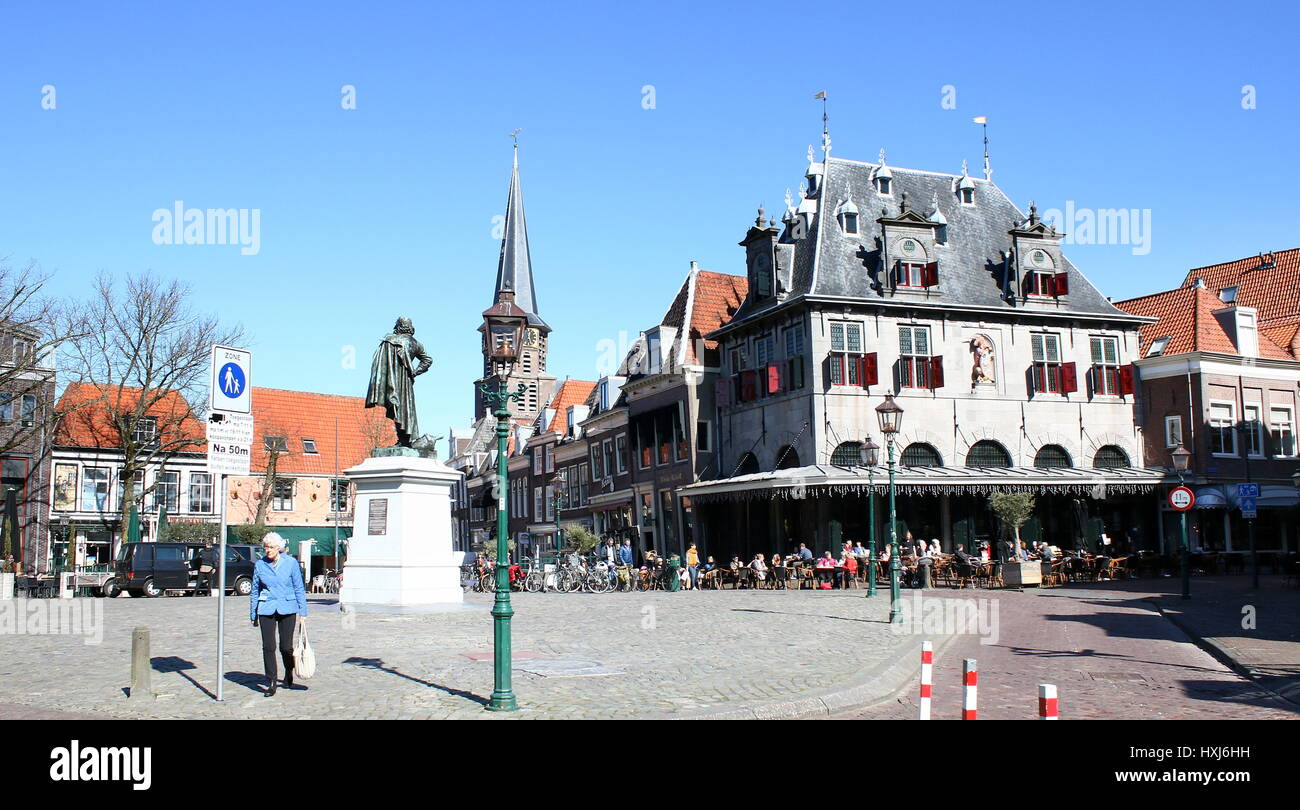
[
  {"xmin": 678, "ymin": 464, "xmax": 1166, "ymax": 503},
  {"xmin": 1194, "ymin": 487, "xmax": 1228, "ymax": 509},
  {"xmin": 226, "ymin": 525, "xmax": 351, "ymax": 556},
  {"xmin": 1196, "ymin": 484, "xmax": 1300, "ymax": 509}
]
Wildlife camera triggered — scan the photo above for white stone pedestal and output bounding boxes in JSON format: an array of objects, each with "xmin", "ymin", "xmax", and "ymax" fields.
[{"xmin": 340, "ymin": 453, "xmax": 466, "ymax": 612}]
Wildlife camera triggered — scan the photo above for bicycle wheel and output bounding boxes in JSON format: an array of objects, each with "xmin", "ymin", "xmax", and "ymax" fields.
[{"xmin": 525, "ymin": 572, "xmax": 543, "ymax": 593}]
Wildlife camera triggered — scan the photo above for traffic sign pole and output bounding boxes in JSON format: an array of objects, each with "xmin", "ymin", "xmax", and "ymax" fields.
[{"xmin": 216, "ymin": 473, "xmax": 227, "ymax": 701}]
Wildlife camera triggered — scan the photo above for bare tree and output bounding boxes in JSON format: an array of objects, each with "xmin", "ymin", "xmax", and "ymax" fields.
[
  {"xmin": 0, "ymin": 258, "xmax": 89, "ymax": 456},
  {"xmin": 251, "ymin": 415, "xmax": 303, "ymax": 526},
  {"xmin": 59, "ymin": 272, "xmax": 243, "ymax": 518}
]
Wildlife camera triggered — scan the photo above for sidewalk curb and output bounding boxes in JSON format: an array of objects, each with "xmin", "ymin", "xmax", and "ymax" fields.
[
  {"xmin": 662, "ymin": 631, "xmax": 960, "ymax": 721},
  {"xmin": 1148, "ymin": 598, "xmax": 1300, "ymax": 709}
]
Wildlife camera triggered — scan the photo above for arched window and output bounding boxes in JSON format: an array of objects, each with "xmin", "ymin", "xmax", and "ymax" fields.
[
  {"xmin": 775, "ymin": 446, "xmax": 800, "ymax": 469},
  {"xmin": 1033, "ymin": 445, "xmax": 1072, "ymax": 468},
  {"xmin": 901, "ymin": 443, "xmax": 943, "ymax": 467},
  {"xmin": 830, "ymin": 441, "xmax": 863, "ymax": 467},
  {"xmin": 965, "ymin": 440, "xmax": 1012, "ymax": 468},
  {"xmin": 1093, "ymin": 445, "xmax": 1130, "ymax": 468},
  {"xmin": 736, "ymin": 452, "xmax": 760, "ymax": 476}
]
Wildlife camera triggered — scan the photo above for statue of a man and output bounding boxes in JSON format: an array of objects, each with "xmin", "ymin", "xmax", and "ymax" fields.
[{"xmin": 366, "ymin": 317, "xmax": 432, "ymax": 447}]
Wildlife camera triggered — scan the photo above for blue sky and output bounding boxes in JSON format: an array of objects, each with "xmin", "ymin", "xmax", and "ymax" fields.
[{"xmin": 2, "ymin": 0, "xmax": 1297, "ymax": 440}]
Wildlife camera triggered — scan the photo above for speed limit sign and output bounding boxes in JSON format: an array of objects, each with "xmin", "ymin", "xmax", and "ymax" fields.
[{"xmin": 1168, "ymin": 486, "xmax": 1195, "ymax": 512}]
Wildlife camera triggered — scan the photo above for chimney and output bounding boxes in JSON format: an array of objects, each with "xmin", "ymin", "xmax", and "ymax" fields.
[{"xmin": 1192, "ymin": 277, "xmax": 1205, "ymax": 289}]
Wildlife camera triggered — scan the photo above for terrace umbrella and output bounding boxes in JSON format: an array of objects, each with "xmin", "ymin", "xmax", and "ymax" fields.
[
  {"xmin": 156, "ymin": 507, "xmax": 169, "ymax": 542},
  {"xmin": 125, "ymin": 506, "xmax": 142, "ymax": 544}
]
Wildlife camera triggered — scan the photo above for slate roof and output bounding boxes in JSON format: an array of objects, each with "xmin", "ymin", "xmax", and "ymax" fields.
[
  {"xmin": 726, "ymin": 156, "xmax": 1138, "ymax": 327},
  {"xmin": 55, "ymin": 383, "xmax": 205, "ymax": 450},
  {"xmin": 249, "ymin": 387, "xmax": 396, "ymax": 475},
  {"xmin": 1181, "ymin": 248, "xmax": 1300, "ymax": 327},
  {"xmin": 1114, "ymin": 286, "xmax": 1293, "ymax": 360},
  {"xmin": 493, "ymin": 148, "xmax": 548, "ymax": 329}
]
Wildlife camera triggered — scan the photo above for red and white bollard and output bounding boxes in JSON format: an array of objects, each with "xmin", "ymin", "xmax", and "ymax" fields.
[
  {"xmin": 919, "ymin": 641, "xmax": 933, "ymax": 720},
  {"xmin": 1038, "ymin": 684, "xmax": 1058, "ymax": 720},
  {"xmin": 962, "ymin": 659, "xmax": 978, "ymax": 720}
]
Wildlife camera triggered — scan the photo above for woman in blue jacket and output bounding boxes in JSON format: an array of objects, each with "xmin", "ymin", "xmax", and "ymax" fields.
[{"xmin": 250, "ymin": 533, "xmax": 308, "ymax": 696}]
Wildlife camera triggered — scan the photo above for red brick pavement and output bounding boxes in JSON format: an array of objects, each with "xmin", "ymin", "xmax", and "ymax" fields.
[{"xmin": 839, "ymin": 586, "xmax": 1299, "ymax": 720}]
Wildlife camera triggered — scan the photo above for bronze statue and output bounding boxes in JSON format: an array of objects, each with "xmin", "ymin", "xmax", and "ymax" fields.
[{"xmin": 366, "ymin": 317, "xmax": 432, "ymax": 447}]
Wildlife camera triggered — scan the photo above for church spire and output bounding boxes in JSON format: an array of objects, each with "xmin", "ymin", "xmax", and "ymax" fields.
[{"xmin": 494, "ymin": 138, "xmax": 547, "ymax": 329}]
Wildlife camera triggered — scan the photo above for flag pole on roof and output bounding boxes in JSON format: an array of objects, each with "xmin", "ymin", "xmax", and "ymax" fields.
[
  {"xmin": 972, "ymin": 116, "xmax": 991, "ymax": 179},
  {"xmin": 814, "ymin": 91, "xmax": 830, "ymax": 157}
]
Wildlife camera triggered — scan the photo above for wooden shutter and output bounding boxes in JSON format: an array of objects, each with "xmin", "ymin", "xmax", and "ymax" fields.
[
  {"xmin": 1118, "ymin": 364, "xmax": 1135, "ymax": 395},
  {"xmin": 714, "ymin": 377, "xmax": 731, "ymax": 408},
  {"xmin": 1053, "ymin": 272, "xmax": 1070, "ymax": 296},
  {"xmin": 1061, "ymin": 362, "xmax": 1078, "ymax": 394},
  {"xmin": 767, "ymin": 364, "xmax": 781, "ymax": 394},
  {"xmin": 741, "ymin": 370, "xmax": 756, "ymax": 401},
  {"xmin": 923, "ymin": 261, "xmax": 939, "ymax": 287},
  {"xmin": 863, "ymin": 352, "xmax": 879, "ymax": 386},
  {"xmin": 929, "ymin": 356, "xmax": 944, "ymax": 388}
]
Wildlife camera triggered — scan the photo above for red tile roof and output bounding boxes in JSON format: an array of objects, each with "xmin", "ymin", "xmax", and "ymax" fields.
[
  {"xmin": 1114, "ymin": 286, "xmax": 1292, "ymax": 360},
  {"xmin": 55, "ymin": 383, "xmax": 205, "ymax": 450},
  {"xmin": 250, "ymin": 387, "xmax": 396, "ymax": 475},
  {"xmin": 688, "ymin": 270, "xmax": 748, "ymax": 362},
  {"xmin": 544, "ymin": 379, "xmax": 597, "ymax": 434},
  {"xmin": 1182, "ymin": 248, "xmax": 1300, "ymax": 327}
]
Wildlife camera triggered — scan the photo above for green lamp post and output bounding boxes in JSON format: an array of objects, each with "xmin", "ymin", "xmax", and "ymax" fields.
[
  {"xmin": 859, "ymin": 436, "xmax": 880, "ymax": 598},
  {"xmin": 480, "ymin": 294, "xmax": 530, "ymax": 712},
  {"xmin": 550, "ymin": 474, "xmax": 567, "ymax": 557},
  {"xmin": 1171, "ymin": 444, "xmax": 1192, "ymax": 600},
  {"xmin": 875, "ymin": 395, "xmax": 904, "ymax": 623}
]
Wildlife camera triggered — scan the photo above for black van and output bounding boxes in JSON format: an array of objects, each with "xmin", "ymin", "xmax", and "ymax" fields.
[{"xmin": 104, "ymin": 542, "xmax": 258, "ymax": 598}]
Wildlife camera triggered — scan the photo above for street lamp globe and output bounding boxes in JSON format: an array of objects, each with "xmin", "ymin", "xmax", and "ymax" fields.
[
  {"xmin": 860, "ymin": 436, "xmax": 880, "ymax": 467},
  {"xmin": 875, "ymin": 394, "xmax": 904, "ymax": 437},
  {"xmin": 1170, "ymin": 444, "xmax": 1192, "ymax": 475}
]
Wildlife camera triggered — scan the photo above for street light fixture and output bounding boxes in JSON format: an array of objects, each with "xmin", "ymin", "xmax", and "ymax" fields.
[
  {"xmin": 480, "ymin": 293, "xmax": 529, "ymax": 713},
  {"xmin": 875, "ymin": 395, "xmax": 904, "ymax": 623},
  {"xmin": 550, "ymin": 474, "xmax": 567, "ymax": 556},
  {"xmin": 1170, "ymin": 444, "xmax": 1192, "ymax": 600},
  {"xmin": 859, "ymin": 437, "xmax": 879, "ymax": 598}
]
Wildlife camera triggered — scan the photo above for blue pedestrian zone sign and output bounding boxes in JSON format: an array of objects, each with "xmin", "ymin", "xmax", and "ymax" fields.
[
  {"xmin": 210, "ymin": 345, "xmax": 251, "ymax": 414},
  {"xmin": 1239, "ymin": 496, "xmax": 1257, "ymax": 519},
  {"xmin": 1236, "ymin": 483, "xmax": 1260, "ymax": 498}
]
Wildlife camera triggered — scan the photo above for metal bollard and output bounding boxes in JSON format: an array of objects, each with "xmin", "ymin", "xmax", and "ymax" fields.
[{"xmin": 130, "ymin": 626, "xmax": 153, "ymax": 700}]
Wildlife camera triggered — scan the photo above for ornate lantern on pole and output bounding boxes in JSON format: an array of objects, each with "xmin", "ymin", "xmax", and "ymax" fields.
[
  {"xmin": 550, "ymin": 474, "xmax": 567, "ymax": 556},
  {"xmin": 859, "ymin": 436, "xmax": 880, "ymax": 598},
  {"xmin": 479, "ymin": 292, "xmax": 529, "ymax": 712},
  {"xmin": 875, "ymin": 395, "xmax": 904, "ymax": 623}
]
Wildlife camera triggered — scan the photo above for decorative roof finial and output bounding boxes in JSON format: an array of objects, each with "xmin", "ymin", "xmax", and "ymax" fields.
[
  {"xmin": 822, "ymin": 129, "xmax": 832, "ymax": 157},
  {"xmin": 900, "ymin": 191, "xmax": 908, "ymax": 212},
  {"xmin": 961, "ymin": 159, "xmax": 969, "ymax": 177},
  {"xmin": 1029, "ymin": 200, "xmax": 1038, "ymax": 224},
  {"xmin": 784, "ymin": 187, "xmax": 794, "ymax": 209},
  {"xmin": 756, "ymin": 205, "xmax": 766, "ymax": 227},
  {"xmin": 807, "ymin": 144, "xmax": 816, "ymax": 163},
  {"xmin": 509, "ymin": 129, "xmax": 521, "ymax": 166},
  {"xmin": 878, "ymin": 147, "xmax": 888, "ymax": 166}
]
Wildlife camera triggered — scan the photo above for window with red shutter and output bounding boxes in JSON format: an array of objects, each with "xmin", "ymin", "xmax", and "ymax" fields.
[
  {"xmin": 922, "ymin": 261, "xmax": 939, "ymax": 288},
  {"xmin": 929, "ymin": 356, "xmax": 944, "ymax": 388},
  {"xmin": 1053, "ymin": 272, "xmax": 1069, "ymax": 296},
  {"xmin": 1061, "ymin": 362, "xmax": 1078, "ymax": 394},
  {"xmin": 715, "ymin": 378, "xmax": 731, "ymax": 408},
  {"xmin": 1118, "ymin": 364, "xmax": 1134, "ymax": 395},
  {"xmin": 863, "ymin": 352, "xmax": 879, "ymax": 387},
  {"xmin": 767, "ymin": 364, "xmax": 781, "ymax": 394}
]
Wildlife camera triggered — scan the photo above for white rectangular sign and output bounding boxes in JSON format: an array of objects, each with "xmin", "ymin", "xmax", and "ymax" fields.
[
  {"xmin": 207, "ymin": 440, "xmax": 252, "ymax": 476},
  {"xmin": 210, "ymin": 345, "xmax": 252, "ymax": 414},
  {"xmin": 207, "ymin": 412, "xmax": 254, "ymax": 445}
]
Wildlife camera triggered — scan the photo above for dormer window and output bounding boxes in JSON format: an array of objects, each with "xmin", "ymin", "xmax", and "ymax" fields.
[
  {"xmin": 959, "ymin": 187, "xmax": 973, "ymax": 204},
  {"xmin": 1219, "ymin": 286, "xmax": 1237, "ymax": 303},
  {"xmin": 836, "ymin": 199, "xmax": 859, "ymax": 235},
  {"xmin": 955, "ymin": 162, "xmax": 975, "ymax": 205},
  {"xmin": 876, "ymin": 176, "xmax": 892, "ymax": 195},
  {"xmin": 1147, "ymin": 336, "xmax": 1170, "ymax": 357}
]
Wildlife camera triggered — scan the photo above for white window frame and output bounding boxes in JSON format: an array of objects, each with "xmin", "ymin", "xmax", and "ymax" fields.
[
  {"xmin": 533, "ymin": 487, "xmax": 543, "ymax": 521},
  {"xmin": 1164, "ymin": 415, "xmax": 1184, "ymax": 449},
  {"xmin": 1270, "ymin": 406, "xmax": 1295, "ymax": 458},
  {"xmin": 1243, "ymin": 403, "xmax": 1264, "ymax": 458},
  {"xmin": 189, "ymin": 471, "xmax": 214, "ymax": 514},
  {"xmin": 1208, "ymin": 401, "xmax": 1237, "ymax": 457}
]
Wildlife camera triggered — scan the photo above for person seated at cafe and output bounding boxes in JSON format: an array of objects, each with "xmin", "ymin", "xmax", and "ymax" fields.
[
  {"xmin": 852, "ymin": 541, "xmax": 867, "ymax": 559},
  {"xmin": 749, "ymin": 553, "xmax": 768, "ymax": 586},
  {"xmin": 813, "ymin": 551, "xmax": 836, "ymax": 587},
  {"xmin": 729, "ymin": 555, "xmax": 742, "ymax": 571},
  {"xmin": 700, "ymin": 556, "xmax": 718, "ymax": 588},
  {"xmin": 771, "ymin": 554, "xmax": 786, "ymax": 589},
  {"xmin": 797, "ymin": 543, "xmax": 814, "ymax": 563},
  {"xmin": 1016, "ymin": 541, "xmax": 1031, "ymax": 561},
  {"xmin": 838, "ymin": 550, "xmax": 858, "ymax": 588},
  {"xmin": 978, "ymin": 542, "xmax": 991, "ymax": 563}
]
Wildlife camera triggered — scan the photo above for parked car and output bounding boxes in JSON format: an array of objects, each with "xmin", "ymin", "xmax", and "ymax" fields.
[{"xmin": 102, "ymin": 542, "xmax": 259, "ymax": 598}]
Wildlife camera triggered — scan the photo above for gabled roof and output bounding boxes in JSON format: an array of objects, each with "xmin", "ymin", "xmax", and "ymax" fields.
[
  {"xmin": 54, "ymin": 383, "xmax": 206, "ymax": 450},
  {"xmin": 658, "ymin": 267, "xmax": 748, "ymax": 366},
  {"xmin": 543, "ymin": 379, "xmax": 597, "ymax": 434},
  {"xmin": 250, "ymin": 387, "xmax": 396, "ymax": 475},
  {"xmin": 1181, "ymin": 248, "xmax": 1300, "ymax": 327},
  {"xmin": 1114, "ymin": 286, "xmax": 1292, "ymax": 360}
]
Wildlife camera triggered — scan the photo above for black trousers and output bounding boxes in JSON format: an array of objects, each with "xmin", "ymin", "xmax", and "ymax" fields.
[{"xmin": 258, "ymin": 612, "xmax": 296, "ymax": 683}]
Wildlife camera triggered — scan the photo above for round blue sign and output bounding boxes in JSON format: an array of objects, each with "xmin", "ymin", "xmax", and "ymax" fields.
[{"xmin": 217, "ymin": 362, "xmax": 246, "ymax": 398}]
